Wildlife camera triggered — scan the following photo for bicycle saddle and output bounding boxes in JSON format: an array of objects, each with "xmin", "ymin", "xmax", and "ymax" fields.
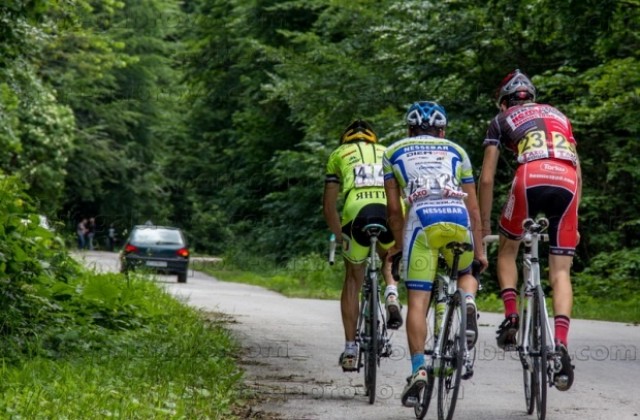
[{"xmin": 362, "ymin": 223, "xmax": 387, "ymax": 237}]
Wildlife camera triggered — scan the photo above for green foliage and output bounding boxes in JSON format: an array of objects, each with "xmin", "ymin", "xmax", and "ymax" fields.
[
  {"xmin": 0, "ymin": 3, "xmax": 76, "ymax": 212},
  {"xmin": 0, "ymin": 170, "xmax": 242, "ymax": 417},
  {"xmin": 259, "ymin": 145, "xmax": 327, "ymax": 257},
  {"xmin": 0, "ymin": 176, "xmax": 159, "ymax": 358},
  {"xmin": 1, "ymin": 0, "xmax": 640, "ymax": 329},
  {"xmin": 178, "ymin": 0, "xmax": 640, "ymax": 297},
  {"xmin": 0, "ymin": 176, "xmax": 81, "ymax": 352},
  {"xmin": 574, "ymin": 248, "xmax": 640, "ymax": 300},
  {"xmin": 21, "ymin": 0, "xmax": 189, "ymax": 233},
  {"xmin": 172, "ymin": 0, "xmax": 310, "ymax": 253},
  {"xmin": 0, "ymin": 274, "xmax": 242, "ymax": 418}
]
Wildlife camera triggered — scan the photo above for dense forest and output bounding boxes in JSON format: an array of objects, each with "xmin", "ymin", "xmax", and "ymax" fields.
[{"xmin": 1, "ymin": 0, "xmax": 639, "ymax": 297}]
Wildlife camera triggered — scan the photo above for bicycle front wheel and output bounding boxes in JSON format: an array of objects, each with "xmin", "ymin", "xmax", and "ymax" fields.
[
  {"xmin": 437, "ymin": 289, "xmax": 466, "ymax": 420},
  {"xmin": 363, "ymin": 273, "xmax": 378, "ymax": 404},
  {"xmin": 531, "ymin": 284, "xmax": 548, "ymax": 420}
]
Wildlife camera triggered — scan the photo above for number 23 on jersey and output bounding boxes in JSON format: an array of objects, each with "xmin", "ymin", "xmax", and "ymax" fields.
[{"xmin": 517, "ymin": 130, "xmax": 577, "ymax": 164}]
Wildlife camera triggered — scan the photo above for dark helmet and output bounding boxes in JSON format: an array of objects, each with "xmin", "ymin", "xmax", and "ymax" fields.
[
  {"xmin": 496, "ymin": 69, "xmax": 536, "ymax": 108},
  {"xmin": 406, "ymin": 101, "xmax": 448, "ymax": 130},
  {"xmin": 340, "ymin": 119, "xmax": 378, "ymax": 144}
]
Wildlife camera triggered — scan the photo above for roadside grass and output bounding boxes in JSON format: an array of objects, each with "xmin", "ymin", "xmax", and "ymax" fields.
[
  {"xmin": 200, "ymin": 253, "xmax": 344, "ymax": 300},
  {"xmin": 203, "ymin": 253, "xmax": 640, "ymax": 325},
  {"xmin": 0, "ymin": 271, "xmax": 244, "ymax": 419}
]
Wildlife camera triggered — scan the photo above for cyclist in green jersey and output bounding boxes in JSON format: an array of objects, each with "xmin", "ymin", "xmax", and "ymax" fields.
[{"xmin": 323, "ymin": 120, "xmax": 402, "ymax": 371}]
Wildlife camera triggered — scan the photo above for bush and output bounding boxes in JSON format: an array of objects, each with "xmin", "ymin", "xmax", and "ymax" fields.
[
  {"xmin": 0, "ymin": 175, "xmax": 83, "ymax": 356},
  {"xmin": 573, "ymin": 248, "xmax": 640, "ymax": 300}
]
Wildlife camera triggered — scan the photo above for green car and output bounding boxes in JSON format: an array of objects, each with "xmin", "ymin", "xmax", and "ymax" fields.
[{"xmin": 120, "ymin": 225, "xmax": 190, "ymax": 283}]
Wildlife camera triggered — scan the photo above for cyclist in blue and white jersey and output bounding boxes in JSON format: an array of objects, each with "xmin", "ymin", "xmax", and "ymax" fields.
[{"xmin": 383, "ymin": 101, "xmax": 488, "ymax": 407}]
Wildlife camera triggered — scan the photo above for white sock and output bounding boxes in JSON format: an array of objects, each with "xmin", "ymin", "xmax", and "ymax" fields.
[{"xmin": 384, "ymin": 286, "xmax": 398, "ymax": 300}]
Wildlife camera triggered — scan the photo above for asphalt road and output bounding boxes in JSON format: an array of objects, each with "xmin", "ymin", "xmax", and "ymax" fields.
[{"xmin": 75, "ymin": 251, "xmax": 640, "ymax": 420}]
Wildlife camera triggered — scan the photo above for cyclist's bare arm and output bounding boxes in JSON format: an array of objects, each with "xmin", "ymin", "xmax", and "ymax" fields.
[
  {"xmin": 322, "ymin": 182, "xmax": 342, "ymax": 243},
  {"xmin": 384, "ymin": 177, "xmax": 404, "ymax": 255},
  {"xmin": 462, "ymin": 182, "xmax": 488, "ymax": 271},
  {"xmin": 478, "ymin": 144, "xmax": 500, "ymax": 238}
]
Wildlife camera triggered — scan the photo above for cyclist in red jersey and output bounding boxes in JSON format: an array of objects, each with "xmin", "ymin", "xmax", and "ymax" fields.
[{"xmin": 478, "ymin": 70, "xmax": 582, "ymax": 391}]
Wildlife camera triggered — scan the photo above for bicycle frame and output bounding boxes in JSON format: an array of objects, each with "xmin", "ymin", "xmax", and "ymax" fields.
[
  {"xmin": 482, "ymin": 230, "xmax": 555, "ymax": 356},
  {"xmin": 355, "ymin": 231, "xmax": 387, "ymax": 348},
  {"xmin": 430, "ymin": 249, "xmax": 474, "ymax": 380},
  {"xmin": 518, "ymin": 228, "xmax": 555, "ymax": 368},
  {"xmin": 483, "ymin": 218, "xmax": 563, "ymax": 420},
  {"xmin": 413, "ymin": 242, "xmax": 474, "ymax": 420},
  {"xmin": 355, "ymin": 224, "xmax": 392, "ymax": 404}
]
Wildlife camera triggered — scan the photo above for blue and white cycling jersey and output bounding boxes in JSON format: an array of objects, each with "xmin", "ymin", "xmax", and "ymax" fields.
[{"xmin": 382, "ymin": 135, "xmax": 475, "ymax": 206}]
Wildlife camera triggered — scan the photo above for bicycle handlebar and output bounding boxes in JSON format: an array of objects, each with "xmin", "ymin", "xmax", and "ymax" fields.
[
  {"xmin": 327, "ymin": 225, "xmax": 387, "ymax": 266},
  {"xmin": 483, "ymin": 234, "xmax": 550, "ymax": 244}
]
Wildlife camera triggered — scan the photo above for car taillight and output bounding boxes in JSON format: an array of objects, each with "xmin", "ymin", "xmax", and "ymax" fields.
[
  {"xmin": 124, "ymin": 244, "xmax": 138, "ymax": 253},
  {"xmin": 176, "ymin": 248, "xmax": 189, "ymax": 258}
]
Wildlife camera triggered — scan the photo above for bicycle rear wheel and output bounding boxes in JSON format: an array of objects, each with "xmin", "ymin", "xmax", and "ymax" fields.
[
  {"xmin": 532, "ymin": 284, "xmax": 548, "ymax": 420},
  {"xmin": 437, "ymin": 289, "xmax": 465, "ymax": 420},
  {"xmin": 415, "ymin": 285, "xmax": 438, "ymax": 419},
  {"xmin": 521, "ymin": 299, "xmax": 536, "ymax": 415},
  {"xmin": 363, "ymin": 273, "xmax": 378, "ymax": 404}
]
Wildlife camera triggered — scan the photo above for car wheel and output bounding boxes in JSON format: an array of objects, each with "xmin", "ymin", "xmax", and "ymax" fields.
[{"xmin": 177, "ymin": 272, "xmax": 187, "ymax": 283}]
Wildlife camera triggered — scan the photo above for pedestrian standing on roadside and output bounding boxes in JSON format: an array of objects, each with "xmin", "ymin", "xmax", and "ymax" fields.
[
  {"xmin": 77, "ymin": 218, "xmax": 88, "ymax": 250},
  {"xmin": 87, "ymin": 217, "xmax": 96, "ymax": 250}
]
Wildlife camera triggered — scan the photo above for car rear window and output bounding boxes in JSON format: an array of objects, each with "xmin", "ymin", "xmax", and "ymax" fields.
[{"xmin": 132, "ymin": 228, "xmax": 184, "ymax": 245}]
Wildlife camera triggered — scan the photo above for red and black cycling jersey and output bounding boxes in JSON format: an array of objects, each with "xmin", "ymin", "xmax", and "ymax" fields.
[{"xmin": 483, "ymin": 103, "xmax": 578, "ymax": 166}]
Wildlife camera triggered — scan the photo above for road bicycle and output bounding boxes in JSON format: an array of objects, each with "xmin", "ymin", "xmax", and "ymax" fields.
[
  {"xmin": 392, "ymin": 242, "xmax": 477, "ymax": 420},
  {"xmin": 484, "ymin": 218, "xmax": 566, "ymax": 420},
  {"xmin": 329, "ymin": 224, "xmax": 393, "ymax": 404}
]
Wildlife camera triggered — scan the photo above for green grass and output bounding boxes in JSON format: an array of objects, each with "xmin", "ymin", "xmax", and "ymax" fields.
[
  {"xmin": 0, "ymin": 272, "xmax": 245, "ymax": 419},
  {"xmin": 572, "ymin": 294, "xmax": 640, "ymax": 324},
  {"xmin": 204, "ymin": 253, "xmax": 640, "ymax": 325},
  {"xmin": 201, "ymin": 253, "xmax": 344, "ymax": 300}
]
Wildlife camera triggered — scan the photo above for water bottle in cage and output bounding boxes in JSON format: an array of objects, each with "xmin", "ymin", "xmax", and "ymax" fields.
[{"xmin": 435, "ymin": 277, "xmax": 447, "ymax": 336}]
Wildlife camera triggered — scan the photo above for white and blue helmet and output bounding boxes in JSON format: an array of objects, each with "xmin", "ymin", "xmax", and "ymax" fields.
[{"xmin": 406, "ymin": 101, "xmax": 448, "ymax": 130}]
